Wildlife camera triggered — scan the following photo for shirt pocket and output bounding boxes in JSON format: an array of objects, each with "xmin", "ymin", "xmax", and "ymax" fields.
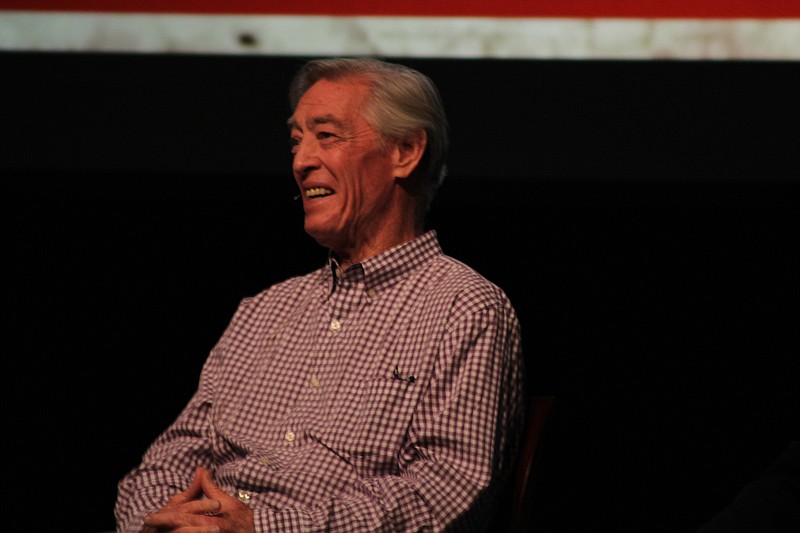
[{"xmin": 323, "ymin": 374, "xmax": 420, "ymax": 473}]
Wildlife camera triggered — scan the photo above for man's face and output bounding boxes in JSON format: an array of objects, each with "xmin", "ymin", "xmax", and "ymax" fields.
[{"xmin": 289, "ymin": 77, "xmax": 398, "ymax": 253}]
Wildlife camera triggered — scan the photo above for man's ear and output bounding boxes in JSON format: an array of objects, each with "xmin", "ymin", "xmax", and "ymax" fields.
[{"xmin": 393, "ymin": 129, "xmax": 427, "ymax": 179}]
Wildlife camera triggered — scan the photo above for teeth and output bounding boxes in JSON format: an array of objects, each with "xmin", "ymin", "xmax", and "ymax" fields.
[{"xmin": 306, "ymin": 187, "xmax": 333, "ymax": 198}]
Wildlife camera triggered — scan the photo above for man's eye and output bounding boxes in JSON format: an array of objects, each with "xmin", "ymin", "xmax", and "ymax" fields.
[
  {"xmin": 289, "ymin": 138, "xmax": 300, "ymax": 151},
  {"xmin": 318, "ymin": 131, "xmax": 337, "ymax": 140}
]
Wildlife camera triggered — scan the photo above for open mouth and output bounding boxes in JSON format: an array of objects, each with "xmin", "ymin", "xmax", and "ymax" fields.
[{"xmin": 305, "ymin": 187, "xmax": 334, "ymax": 199}]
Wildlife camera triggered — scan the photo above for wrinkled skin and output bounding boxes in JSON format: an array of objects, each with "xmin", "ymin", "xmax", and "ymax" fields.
[{"xmin": 142, "ymin": 467, "xmax": 255, "ymax": 533}]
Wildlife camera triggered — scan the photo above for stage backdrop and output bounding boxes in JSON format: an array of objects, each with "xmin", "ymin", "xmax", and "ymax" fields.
[{"xmin": 1, "ymin": 1, "xmax": 799, "ymax": 58}]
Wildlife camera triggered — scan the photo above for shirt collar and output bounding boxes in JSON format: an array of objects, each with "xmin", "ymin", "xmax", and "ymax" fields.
[{"xmin": 321, "ymin": 230, "xmax": 443, "ymax": 298}]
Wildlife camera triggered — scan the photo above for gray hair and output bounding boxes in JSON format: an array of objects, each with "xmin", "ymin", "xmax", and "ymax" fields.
[{"xmin": 289, "ymin": 57, "xmax": 449, "ymax": 217}]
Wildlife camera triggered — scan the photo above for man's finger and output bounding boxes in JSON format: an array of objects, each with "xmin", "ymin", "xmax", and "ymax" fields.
[
  {"xmin": 144, "ymin": 500, "xmax": 222, "ymax": 526},
  {"xmin": 164, "ymin": 469, "xmax": 204, "ymax": 508},
  {"xmin": 197, "ymin": 467, "xmax": 230, "ymax": 501}
]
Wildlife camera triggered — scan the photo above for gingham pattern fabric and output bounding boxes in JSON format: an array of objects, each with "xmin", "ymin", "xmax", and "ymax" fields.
[{"xmin": 116, "ymin": 230, "xmax": 525, "ymax": 532}]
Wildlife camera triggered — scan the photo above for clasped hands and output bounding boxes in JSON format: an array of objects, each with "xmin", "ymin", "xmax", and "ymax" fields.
[{"xmin": 143, "ymin": 467, "xmax": 255, "ymax": 533}]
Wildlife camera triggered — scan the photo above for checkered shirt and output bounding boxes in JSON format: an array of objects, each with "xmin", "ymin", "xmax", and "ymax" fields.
[{"xmin": 115, "ymin": 230, "xmax": 525, "ymax": 532}]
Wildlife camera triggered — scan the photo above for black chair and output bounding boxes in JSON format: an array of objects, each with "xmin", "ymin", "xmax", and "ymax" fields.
[{"xmin": 507, "ymin": 395, "xmax": 556, "ymax": 532}]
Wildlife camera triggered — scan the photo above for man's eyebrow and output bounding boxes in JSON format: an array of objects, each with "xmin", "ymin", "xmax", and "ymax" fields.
[{"xmin": 287, "ymin": 114, "xmax": 346, "ymax": 131}]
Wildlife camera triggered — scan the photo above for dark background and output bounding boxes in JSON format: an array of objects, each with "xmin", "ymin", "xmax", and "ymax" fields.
[{"xmin": 2, "ymin": 52, "xmax": 798, "ymax": 532}]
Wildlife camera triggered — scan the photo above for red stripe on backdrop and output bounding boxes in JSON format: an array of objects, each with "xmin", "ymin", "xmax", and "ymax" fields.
[{"xmin": 2, "ymin": 0, "xmax": 800, "ymax": 18}]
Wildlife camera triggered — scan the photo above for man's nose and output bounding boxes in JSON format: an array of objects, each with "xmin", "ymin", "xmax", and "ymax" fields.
[{"xmin": 292, "ymin": 138, "xmax": 320, "ymax": 175}]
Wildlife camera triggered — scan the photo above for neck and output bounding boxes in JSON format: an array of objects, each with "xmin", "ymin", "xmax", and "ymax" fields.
[{"xmin": 335, "ymin": 226, "xmax": 421, "ymax": 270}]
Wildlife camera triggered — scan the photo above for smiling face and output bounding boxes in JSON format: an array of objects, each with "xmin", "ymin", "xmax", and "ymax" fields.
[{"xmin": 289, "ymin": 77, "xmax": 419, "ymax": 267}]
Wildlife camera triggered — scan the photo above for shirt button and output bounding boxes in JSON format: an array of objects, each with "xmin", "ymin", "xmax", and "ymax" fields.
[
  {"xmin": 366, "ymin": 288, "xmax": 377, "ymax": 299},
  {"xmin": 330, "ymin": 318, "xmax": 341, "ymax": 331},
  {"xmin": 310, "ymin": 377, "xmax": 320, "ymax": 388},
  {"xmin": 237, "ymin": 489, "xmax": 251, "ymax": 502},
  {"xmin": 260, "ymin": 456, "xmax": 269, "ymax": 465},
  {"xmin": 285, "ymin": 429, "xmax": 295, "ymax": 442}
]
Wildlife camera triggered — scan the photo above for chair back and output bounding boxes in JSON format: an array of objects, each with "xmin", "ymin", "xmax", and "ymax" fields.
[{"xmin": 507, "ymin": 394, "xmax": 556, "ymax": 532}]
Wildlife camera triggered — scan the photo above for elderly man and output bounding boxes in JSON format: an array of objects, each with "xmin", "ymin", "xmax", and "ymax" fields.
[{"xmin": 116, "ymin": 57, "xmax": 526, "ymax": 532}]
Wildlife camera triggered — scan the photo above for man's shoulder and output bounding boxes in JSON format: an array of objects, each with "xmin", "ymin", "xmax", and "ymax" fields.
[
  {"xmin": 428, "ymin": 254, "xmax": 500, "ymax": 289},
  {"xmin": 422, "ymin": 254, "xmax": 512, "ymax": 307},
  {"xmin": 414, "ymin": 254, "xmax": 520, "ymax": 335},
  {"xmin": 234, "ymin": 268, "xmax": 324, "ymax": 316},
  {"xmin": 258, "ymin": 268, "xmax": 322, "ymax": 296}
]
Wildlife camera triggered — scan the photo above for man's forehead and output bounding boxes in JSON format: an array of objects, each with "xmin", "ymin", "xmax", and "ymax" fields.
[
  {"xmin": 288, "ymin": 113, "xmax": 348, "ymax": 131},
  {"xmin": 289, "ymin": 78, "xmax": 371, "ymax": 125}
]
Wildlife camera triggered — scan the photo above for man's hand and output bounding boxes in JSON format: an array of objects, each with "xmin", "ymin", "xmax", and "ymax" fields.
[{"xmin": 143, "ymin": 467, "xmax": 255, "ymax": 533}]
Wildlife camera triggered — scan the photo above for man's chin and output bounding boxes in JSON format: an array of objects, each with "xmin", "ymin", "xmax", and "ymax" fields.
[{"xmin": 304, "ymin": 224, "xmax": 339, "ymax": 250}]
